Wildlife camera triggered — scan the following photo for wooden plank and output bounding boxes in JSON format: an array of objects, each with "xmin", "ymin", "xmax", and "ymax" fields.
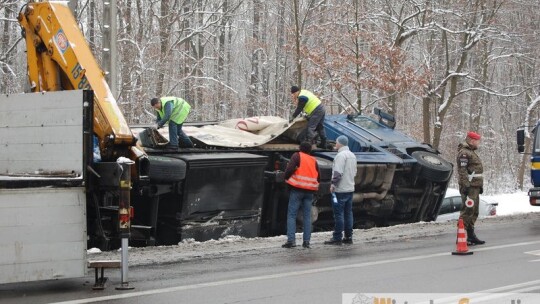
[
  {"xmin": 0, "ymin": 91, "xmax": 84, "ymax": 175},
  {"xmin": 0, "ymin": 203, "xmax": 85, "ymax": 227},
  {"xmin": 88, "ymin": 260, "xmax": 121, "ymax": 268},
  {"xmin": 0, "ymin": 143, "xmax": 82, "ymax": 174},
  {"xmin": 0, "ymin": 260, "xmax": 86, "ymax": 284},
  {"xmin": 0, "ymin": 187, "xmax": 86, "ymax": 283},
  {"xmin": 0, "ymin": 242, "xmax": 86, "ymax": 266},
  {"xmin": 0, "ymin": 92, "xmax": 83, "ymax": 111},
  {"xmin": 0, "ymin": 108, "xmax": 81, "ymax": 128},
  {"xmin": 0, "ymin": 187, "xmax": 85, "ymax": 208},
  {"xmin": 0, "ymin": 126, "xmax": 81, "ymax": 144},
  {"xmin": 0, "ymin": 222, "xmax": 86, "ymax": 247}
]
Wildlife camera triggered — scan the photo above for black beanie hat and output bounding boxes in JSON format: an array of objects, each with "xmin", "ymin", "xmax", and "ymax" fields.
[
  {"xmin": 291, "ymin": 86, "xmax": 300, "ymax": 93},
  {"xmin": 299, "ymin": 141, "xmax": 312, "ymax": 153}
]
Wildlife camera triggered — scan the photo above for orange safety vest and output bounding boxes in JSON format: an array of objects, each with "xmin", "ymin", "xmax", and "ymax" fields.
[{"xmin": 286, "ymin": 152, "xmax": 319, "ymax": 191}]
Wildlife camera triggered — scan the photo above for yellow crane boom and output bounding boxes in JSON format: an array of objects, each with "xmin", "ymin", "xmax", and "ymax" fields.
[{"xmin": 18, "ymin": 1, "xmax": 137, "ymax": 160}]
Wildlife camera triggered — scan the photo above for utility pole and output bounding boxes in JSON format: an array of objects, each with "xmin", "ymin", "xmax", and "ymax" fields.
[{"xmin": 102, "ymin": 0, "xmax": 118, "ymax": 97}]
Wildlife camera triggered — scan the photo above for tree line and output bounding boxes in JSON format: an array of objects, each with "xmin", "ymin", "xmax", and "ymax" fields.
[{"xmin": 1, "ymin": 0, "xmax": 539, "ymax": 193}]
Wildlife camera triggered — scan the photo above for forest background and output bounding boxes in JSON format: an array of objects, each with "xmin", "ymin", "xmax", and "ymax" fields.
[{"xmin": 1, "ymin": 0, "xmax": 539, "ymax": 193}]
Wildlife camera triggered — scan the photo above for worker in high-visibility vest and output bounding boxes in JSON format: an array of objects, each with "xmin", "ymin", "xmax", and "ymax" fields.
[
  {"xmin": 282, "ymin": 141, "xmax": 320, "ymax": 249},
  {"xmin": 151, "ymin": 97, "xmax": 194, "ymax": 150},
  {"xmin": 290, "ymin": 86, "xmax": 327, "ymax": 149}
]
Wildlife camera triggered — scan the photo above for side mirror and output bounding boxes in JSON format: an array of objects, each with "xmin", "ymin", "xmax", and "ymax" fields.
[
  {"xmin": 374, "ymin": 108, "xmax": 396, "ymax": 129},
  {"xmin": 517, "ymin": 129, "xmax": 525, "ymax": 153}
]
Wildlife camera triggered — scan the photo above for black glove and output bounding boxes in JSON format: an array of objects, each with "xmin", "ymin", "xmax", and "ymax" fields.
[
  {"xmin": 479, "ymin": 187, "xmax": 483, "ymax": 194},
  {"xmin": 462, "ymin": 187, "xmax": 469, "ymax": 196}
]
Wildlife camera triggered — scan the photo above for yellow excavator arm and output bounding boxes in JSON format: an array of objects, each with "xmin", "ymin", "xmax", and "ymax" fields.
[{"xmin": 18, "ymin": 1, "xmax": 136, "ymax": 160}]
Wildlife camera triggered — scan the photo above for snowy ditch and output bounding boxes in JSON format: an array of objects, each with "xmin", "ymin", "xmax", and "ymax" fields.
[{"xmin": 87, "ymin": 212, "xmax": 540, "ymax": 267}]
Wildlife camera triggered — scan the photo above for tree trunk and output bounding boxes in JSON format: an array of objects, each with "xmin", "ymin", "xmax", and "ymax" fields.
[
  {"xmin": 247, "ymin": 0, "xmax": 261, "ymax": 117},
  {"xmin": 156, "ymin": 0, "xmax": 171, "ymax": 97},
  {"xmin": 293, "ymin": 0, "xmax": 302, "ymax": 86},
  {"xmin": 422, "ymin": 95, "xmax": 431, "ymax": 144}
]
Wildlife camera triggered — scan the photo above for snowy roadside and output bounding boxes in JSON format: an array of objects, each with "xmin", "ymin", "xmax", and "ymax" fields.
[
  {"xmin": 87, "ymin": 212, "xmax": 540, "ymax": 267},
  {"xmin": 484, "ymin": 191, "xmax": 535, "ymax": 216}
]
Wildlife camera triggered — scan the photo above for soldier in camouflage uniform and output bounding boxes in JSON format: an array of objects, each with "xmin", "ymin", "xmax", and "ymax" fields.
[{"xmin": 456, "ymin": 131, "xmax": 485, "ymax": 245}]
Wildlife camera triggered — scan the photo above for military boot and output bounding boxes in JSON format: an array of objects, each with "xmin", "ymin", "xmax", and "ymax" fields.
[
  {"xmin": 466, "ymin": 228, "xmax": 485, "ymax": 245},
  {"xmin": 471, "ymin": 228, "xmax": 485, "ymax": 245}
]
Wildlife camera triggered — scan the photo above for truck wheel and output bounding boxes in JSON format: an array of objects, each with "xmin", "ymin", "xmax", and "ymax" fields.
[
  {"xmin": 315, "ymin": 157, "xmax": 333, "ymax": 181},
  {"xmin": 411, "ymin": 151, "xmax": 453, "ymax": 182},
  {"xmin": 147, "ymin": 156, "xmax": 187, "ymax": 182},
  {"xmin": 317, "ymin": 181, "xmax": 332, "ymax": 195}
]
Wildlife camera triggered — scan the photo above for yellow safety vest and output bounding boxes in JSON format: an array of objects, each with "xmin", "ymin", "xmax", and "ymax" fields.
[
  {"xmin": 299, "ymin": 90, "xmax": 322, "ymax": 115},
  {"xmin": 156, "ymin": 97, "xmax": 191, "ymax": 124}
]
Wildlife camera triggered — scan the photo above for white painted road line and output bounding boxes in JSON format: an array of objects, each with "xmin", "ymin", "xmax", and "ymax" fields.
[
  {"xmin": 51, "ymin": 240, "xmax": 540, "ymax": 304},
  {"xmin": 524, "ymin": 249, "xmax": 540, "ymax": 262}
]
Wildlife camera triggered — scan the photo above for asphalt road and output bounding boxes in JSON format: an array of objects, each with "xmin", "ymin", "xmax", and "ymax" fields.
[{"xmin": 2, "ymin": 215, "xmax": 540, "ymax": 304}]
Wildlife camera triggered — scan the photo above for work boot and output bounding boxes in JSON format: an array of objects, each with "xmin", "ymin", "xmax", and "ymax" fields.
[
  {"xmin": 302, "ymin": 241, "xmax": 310, "ymax": 249},
  {"xmin": 281, "ymin": 241, "xmax": 296, "ymax": 248},
  {"xmin": 466, "ymin": 228, "xmax": 485, "ymax": 245},
  {"xmin": 343, "ymin": 237, "xmax": 353, "ymax": 245},
  {"xmin": 163, "ymin": 144, "xmax": 179, "ymax": 151},
  {"xmin": 318, "ymin": 138, "xmax": 327, "ymax": 149},
  {"xmin": 324, "ymin": 238, "xmax": 342, "ymax": 245}
]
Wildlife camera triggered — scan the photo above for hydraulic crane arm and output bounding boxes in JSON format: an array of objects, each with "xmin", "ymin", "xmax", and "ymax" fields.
[{"xmin": 18, "ymin": 1, "xmax": 136, "ymax": 160}]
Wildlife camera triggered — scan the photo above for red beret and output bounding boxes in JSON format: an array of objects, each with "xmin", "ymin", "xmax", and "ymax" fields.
[{"xmin": 467, "ymin": 131, "xmax": 481, "ymax": 140}]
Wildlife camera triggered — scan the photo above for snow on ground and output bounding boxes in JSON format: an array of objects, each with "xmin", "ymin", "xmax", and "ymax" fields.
[
  {"xmin": 484, "ymin": 191, "xmax": 538, "ymax": 216},
  {"xmin": 86, "ymin": 191, "xmax": 540, "ymax": 267}
]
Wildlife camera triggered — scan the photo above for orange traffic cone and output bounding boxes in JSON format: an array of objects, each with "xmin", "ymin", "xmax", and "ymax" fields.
[{"xmin": 452, "ymin": 218, "xmax": 473, "ymax": 255}]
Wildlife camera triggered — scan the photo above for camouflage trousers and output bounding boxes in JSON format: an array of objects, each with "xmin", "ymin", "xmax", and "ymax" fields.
[{"xmin": 459, "ymin": 187, "xmax": 480, "ymax": 230}]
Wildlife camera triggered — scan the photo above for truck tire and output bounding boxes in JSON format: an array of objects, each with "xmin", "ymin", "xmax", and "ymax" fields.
[
  {"xmin": 147, "ymin": 155, "xmax": 187, "ymax": 182},
  {"xmin": 411, "ymin": 151, "xmax": 453, "ymax": 182},
  {"xmin": 315, "ymin": 157, "xmax": 333, "ymax": 182},
  {"xmin": 317, "ymin": 181, "xmax": 331, "ymax": 195}
]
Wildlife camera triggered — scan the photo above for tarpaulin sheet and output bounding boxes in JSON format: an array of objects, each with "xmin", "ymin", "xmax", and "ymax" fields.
[{"xmin": 134, "ymin": 116, "xmax": 306, "ymax": 148}]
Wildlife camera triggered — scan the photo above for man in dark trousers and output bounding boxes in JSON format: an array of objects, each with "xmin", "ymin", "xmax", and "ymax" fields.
[
  {"xmin": 290, "ymin": 86, "xmax": 327, "ymax": 148},
  {"xmin": 282, "ymin": 141, "xmax": 320, "ymax": 249},
  {"xmin": 151, "ymin": 96, "xmax": 194, "ymax": 150},
  {"xmin": 457, "ymin": 131, "xmax": 485, "ymax": 245}
]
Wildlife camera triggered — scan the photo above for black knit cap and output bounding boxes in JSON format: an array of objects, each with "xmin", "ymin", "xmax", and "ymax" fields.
[
  {"xmin": 290, "ymin": 86, "xmax": 300, "ymax": 93},
  {"xmin": 299, "ymin": 141, "xmax": 312, "ymax": 153}
]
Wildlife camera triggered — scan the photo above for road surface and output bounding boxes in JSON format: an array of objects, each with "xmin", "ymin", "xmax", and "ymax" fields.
[{"xmin": 2, "ymin": 213, "xmax": 540, "ymax": 303}]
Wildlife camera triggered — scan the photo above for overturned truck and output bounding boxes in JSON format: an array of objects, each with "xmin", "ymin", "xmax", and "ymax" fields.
[
  {"xmin": 89, "ymin": 112, "xmax": 453, "ymax": 249},
  {"xmin": 13, "ymin": 1, "xmax": 453, "ymax": 251}
]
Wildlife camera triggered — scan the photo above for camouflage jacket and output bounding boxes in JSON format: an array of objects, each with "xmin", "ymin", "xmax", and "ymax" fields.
[{"xmin": 456, "ymin": 142, "xmax": 483, "ymax": 188}]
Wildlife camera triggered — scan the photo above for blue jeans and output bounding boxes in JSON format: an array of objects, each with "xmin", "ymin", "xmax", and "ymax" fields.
[
  {"xmin": 332, "ymin": 192, "xmax": 353, "ymax": 241},
  {"xmin": 286, "ymin": 189, "xmax": 313, "ymax": 243},
  {"xmin": 168, "ymin": 121, "xmax": 193, "ymax": 148}
]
